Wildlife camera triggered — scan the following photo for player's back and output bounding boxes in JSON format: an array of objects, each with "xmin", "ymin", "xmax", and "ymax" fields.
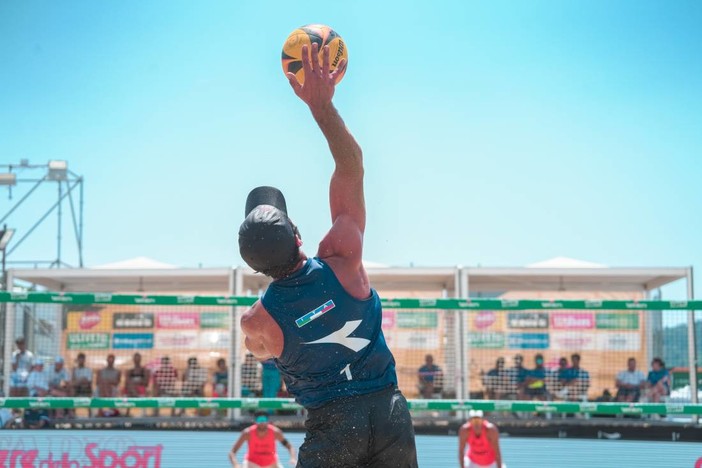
[{"xmin": 261, "ymin": 257, "xmax": 397, "ymax": 409}]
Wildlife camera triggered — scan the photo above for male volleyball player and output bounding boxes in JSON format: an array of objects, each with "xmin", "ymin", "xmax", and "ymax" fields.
[
  {"xmin": 229, "ymin": 412, "xmax": 296, "ymax": 468},
  {"xmin": 458, "ymin": 410, "xmax": 504, "ymax": 468},
  {"xmin": 238, "ymin": 43, "xmax": 418, "ymax": 467}
]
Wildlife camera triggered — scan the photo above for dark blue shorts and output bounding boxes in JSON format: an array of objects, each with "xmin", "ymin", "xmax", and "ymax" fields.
[{"xmin": 298, "ymin": 386, "xmax": 418, "ymax": 468}]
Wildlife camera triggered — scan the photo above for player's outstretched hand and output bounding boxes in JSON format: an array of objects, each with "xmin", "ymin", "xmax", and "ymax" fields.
[
  {"xmin": 289, "ymin": 458, "xmax": 297, "ymax": 467},
  {"xmin": 286, "ymin": 43, "xmax": 347, "ymax": 111}
]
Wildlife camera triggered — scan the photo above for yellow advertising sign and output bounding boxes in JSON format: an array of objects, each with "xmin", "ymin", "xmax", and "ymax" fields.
[{"xmin": 66, "ymin": 310, "xmax": 113, "ymax": 332}]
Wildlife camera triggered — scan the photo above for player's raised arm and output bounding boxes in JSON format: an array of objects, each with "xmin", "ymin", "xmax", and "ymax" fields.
[{"xmin": 286, "ymin": 43, "xmax": 365, "ymax": 237}]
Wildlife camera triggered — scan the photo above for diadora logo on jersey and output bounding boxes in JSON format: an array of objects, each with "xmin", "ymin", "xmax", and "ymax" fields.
[
  {"xmin": 304, "ymin": 320, "xmax": 371, "ymax": 352},
  {"xmin": 295, "ymin": 300, "xmax": 336, "ymax": 328}
]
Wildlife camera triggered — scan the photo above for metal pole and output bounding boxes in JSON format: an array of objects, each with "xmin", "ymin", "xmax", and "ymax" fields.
[
  {"xmin": 2, "ymin": 271, "xmax": 15, "ymax": 397},
  {"xmin": 232, "ymin": 267, "xmax": 244, "ymax": 420},
  {"xmin": 79, "ymin": 178, "xmax": 84, "ymax": 267},
  {"xmin": 460, "ymin": 268, "xmax": 470, "ymax": 419},
  {"xmin": 686, "ymin": 268, "xmax": 698, "ymax": 414},
  {"xmin": 56, "ymin": 181, "xmax": 62, "ymax": 267},
  {"xmin": 7, "ymin": 179, "xmax": 80, "ymax": 257},
  {"xmin": 451, "ymin": 267, "xmax": 462, "ymax": 403},
  {"xmin": 0, "ymin": 178, "xmax": 44, "ymax": 225}
]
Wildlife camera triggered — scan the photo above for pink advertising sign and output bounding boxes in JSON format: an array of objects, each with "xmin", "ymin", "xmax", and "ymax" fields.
[
  {"xmin": 551, "ymin": 313, "xmax": 594, "ymax": 330},
  {"xmin": 473, "ymin": 311, "xmax": 497, "ymax": 330},
  {"xmin": 156, "ymin": 312, "xmax": 200, "ymax": 329},
  {"xmin": 382, "ymin": 311, "xmax": 396, "ymax": 329}
]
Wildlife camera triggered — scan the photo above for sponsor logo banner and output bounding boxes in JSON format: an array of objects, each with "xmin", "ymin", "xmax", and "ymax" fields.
[
  {"xmin": 394, "ymin": 331, "xmax": 440, "ymax": 349},
  {"xmin": 468, "ymin": 332, "xmax": 505, "ymax": 349},
  {"xmin": 113, "ymin": 312, "xmax": 154, "ymax": 329},
  {"xmin": 382, "ymin": 311, "xmax": 396, "ymax": 329},
  {"xmin": 396, "ymin": 312, "xmax": 438, "ymax": 329},
  {"xmin": 156, "ymin": 312, "xmax": 199, "ymax": 329},
  {"xmin": 507, "ymin": 333, "xmax": 549, "ymax": 349},
  {"xmin": 200, "ymin": 312, "xmax": 230, "ymax": 329},
  {"xmin": 67, "ymin": 310, "xmax": 111, "ymax": 332},
  {"xmin": 551, "ymin": 313, "xmax": 594, "ymax": 330},
  {"xmin": 470, "ymin": 311, "xmax": 504, "ymax": 331},
  {"xmin": 67, "ymin": 333, "xmax": 110, "ymax": 350},
  {"xmin": 596, "ymin": 332, "xmax": 641, "ymax": 351},
  {"xmin": 596, "ymin": 313, "xmax": 639, "ymax": 330},
  {"xmin": 113, "ymin": 333, "xmax": 154, "ymax": 349},
  {"xmin": 155, "ymin": 331, "xmax": 198, "ymax": 349},
  {"xmin": 550, "ymin": 332, "xmax": 597, "ymax": 350},
  {"xmin": 507, "ymin": 312, "xmax": 548, "ymax": 329},
  {"xmin": 199, "ymin": 331, "xmax": 231, "ymax": 349}
]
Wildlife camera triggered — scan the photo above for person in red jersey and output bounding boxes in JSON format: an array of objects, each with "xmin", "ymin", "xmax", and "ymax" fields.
[
  {"xmin": 230, "ymin": 412, "xmax": 296, "ymax": 468},
  {"xmin": 458, "ymin": 410, "xmax": 505, "ymax": 468}
]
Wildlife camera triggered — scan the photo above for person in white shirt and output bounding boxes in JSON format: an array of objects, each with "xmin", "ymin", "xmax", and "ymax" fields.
[
  {"xmin": 615, "ymin": 357, "xmax": 646, "ymax": 402},
  {"xmin": 49, "ymin": 357, "xmax": 71, "ymax": 397},
  {"xmin": 11, "ymin": 337, "xmax": 34, "ymax": 373},
  {"xmin": 26, "ymin": 359, "xmax": 50, "ymax": 397}
]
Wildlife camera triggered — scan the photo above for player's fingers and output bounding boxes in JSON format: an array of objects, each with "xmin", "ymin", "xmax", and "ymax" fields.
[
  {"xmin": 301, "ymin": 44, "xmax": 312, "ymax": 76},
  {"xmin": 330, "ymin": 58, "xmax": 347, "ymax": 81},
  {"xmin": 286, "ymin": 72, "xmax": 302, "ymax": 94},
  {"xmin": 310, "ymin": 42, "xmax": 320, "ymax": 74},
  {"xmin": 322, "ymin": 45, "xmax": 330, "ymax": 77}
]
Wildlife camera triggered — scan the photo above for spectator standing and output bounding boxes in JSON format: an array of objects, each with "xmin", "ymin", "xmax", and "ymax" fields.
[
  {"xmin": 418, "ymin": 354, "xmax": 443, "ymax": 399},
  {"xmin": 645, "ymin": 357, "xmax": 670, "ymax": 403},
  {"xmin": 97, "ymin": 354, "xmax": 121, "ymax": 397},
  {"xmin": 11, "ymin": 337, "xmax": 34, "ymax": 374},
  {"xmin": 615, "ymin": 357, "xmax": 646, "ymax": 402}
]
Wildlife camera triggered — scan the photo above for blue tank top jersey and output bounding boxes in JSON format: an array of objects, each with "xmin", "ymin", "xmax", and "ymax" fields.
[{"xmin": 261, "ymin": 257, "xmax": 397, "ymax": 409}]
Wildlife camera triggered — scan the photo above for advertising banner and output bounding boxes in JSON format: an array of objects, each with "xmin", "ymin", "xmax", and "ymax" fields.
[
  {"xmin": 550, "ymin": 332, "xmax": 597, "ymax": 350},
  {"xmin": 156, "ymin": 312, "xmax": 200, "ymax": 329},
  {"xmin": 200, "ymin": 312, "xmax": 229, "ymax": 329},
  {"xmin": 507, "ymin": 333, "xmax": 549, "ymax": 349},
  {"xmin": 551, "ymin": 313, "xmax": 595, "ymax": 330},
  {"xmin": 66, "ymin": 333, "xmax": 110, "ymax": 350},
  {"xmin": 113, "ymin": 313, "xmax": 154, "ymax": 329},
  {"xmin": 67, "ymin": 310, "xmax": 112, "ymax": 332},
  {"xmin": 467, "ymin": 332, "xmax": 505, "ymax": 349},
  {"xmin": 397, "ymin": 312, "xmax": 438, "ymax": 329},
  {"xmin": 470, "ymin": 311, "xmax": 504, "ymax": 331},
  {"xmin": 596, "ymin": 313, "xmax": 639, "ymax": 330},
  {"xmin": 154, "ymin": 331, "xmax": 198, "ymax": 349},
  {"xmin": 507, "ymin": 313, "xmax": 549, "ymax": 329},
  {"xmin": 382, "ymin": 311, "xmax": 396, "ymax": 329},
  {"xmin": 596, "ymin": 332, "xmax": 641, "ymax": 351},
  {"xmin": 394, "ymin": 331, "xmax": 440, "ymax": 349},
  {"xmin": 113, "ymin": 333, "xmax": 155, "ymax": 350},
  {"xmin": 199, "ymin": 331, "xmax": 231, "ymax": 349}
]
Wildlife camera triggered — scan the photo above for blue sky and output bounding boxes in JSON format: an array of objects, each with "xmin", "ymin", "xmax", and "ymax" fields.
[{"xmin": 1, "ymin": 1, "xmax": 700, "ymax": 297}]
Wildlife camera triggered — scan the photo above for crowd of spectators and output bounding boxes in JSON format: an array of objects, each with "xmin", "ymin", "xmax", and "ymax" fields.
[
  {"xmin": 479, "ymin": 353, "xmax": 671, "ymax": 404},
  {"xmin": 3, "ymin": 337, "xmax": 241, "ymax": 424}
]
